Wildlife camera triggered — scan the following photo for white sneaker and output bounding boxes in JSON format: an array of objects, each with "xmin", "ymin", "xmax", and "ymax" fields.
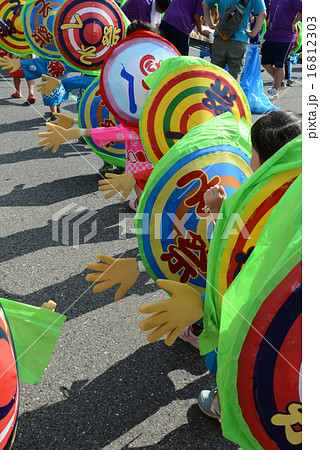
[{"xmin": 267, "ymin": 88, "xmax": 278, "ymax": 101}]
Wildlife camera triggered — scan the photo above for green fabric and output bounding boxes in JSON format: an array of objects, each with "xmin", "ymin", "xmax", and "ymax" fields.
[
  {"xmin": 198, "ymin": 134, "xmax": 302, "ymax": 355},
  {"xmin": 0, "ymin": 298, "xmax": 66, "ymax": 384},
  {"xmin": 143, "ymin": 56, "xmax": 217, "ymax": 91},
  {"xmin": 135, "ymin": 111, "xmax": 252, "ymax": 286},
  {"xmin": 292, "ymin": 21, "xmax": 302, "ymax": 54},
  {"xmin": 259, "ymin": 19, "xmax": 267, "ymax": 42},
  {"xmin": 216, "ymin": 174, "xmax": 302, "ymax": 450}
]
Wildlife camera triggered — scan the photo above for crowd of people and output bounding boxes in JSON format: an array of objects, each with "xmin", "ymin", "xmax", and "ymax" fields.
[{"xmin": 0, "ymin": 0, "xmax": 302, "ymax": 448}]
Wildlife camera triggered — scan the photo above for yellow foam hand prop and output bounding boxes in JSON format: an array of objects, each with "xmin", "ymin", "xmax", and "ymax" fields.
[
  {"xmin": 49, "ymin": 113, "xmax": 76, "ymax": 129},
  {"xmin": 139, "ymin": 279, "xmax": 204, "ymax": 346},
  {"xmin": 37, "ymin": 74, "xmax": 59, "ymax": 96},
  {"xmin": 0, "ymin": 56, "xmax": 21, "ymax": 72},
  {"xmin": 41, "ymin": 300, "xmax": 57, "ymax": 311},
  {"xmin": 86, "ymin": 254, "xmax": 139, "ymax": 301},
  {"xmin": 38, "ymin": 123, "xmax": 80, "ymax": 153},
  {"xmin": 98, "ymin": 173, "xmax": 135, "ymax": 202}
]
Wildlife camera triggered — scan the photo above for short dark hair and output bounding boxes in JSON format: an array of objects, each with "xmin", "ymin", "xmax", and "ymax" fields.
[
  {"xmin": 155, "ymin": 0, "xmax": 171, "ymax": 13},
  {"xmin": 251, "ymin": 110, "xmax": 302, "ymax": 164},
  {"xmin": 126, "ymin": 19, "xmax": 160, "ymax": 36}
]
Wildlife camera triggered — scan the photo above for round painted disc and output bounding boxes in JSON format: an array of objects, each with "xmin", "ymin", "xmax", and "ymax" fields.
[
  {"xmin": 136, "ymin": 144, "xmax": 251, "ymax": 294},
  {"xmin": 237, "ymin": 264, "xmax": 302, "ymax": 449},
  {"xmin": 21, "ymin": 0, "xmax": 64, "ymax": 59},
  {"xmin": 0, "ymin": 303, "xmax": 19, "ymax": 450},
  {"xmin": 139, "ymin": 64, "xmax": 251, "ymax": 165},
  {"xmin": 78, "ymin": 76, "xmax": 126, "ymax": 166},
  {"xmin": 0, "ymin": 0, "xmax": 31, "ymax": 56},
  {"xmin": 217, "ymin": 167, "xmax": 301, "ymax": 304},
  {"xmin": 53, "ymin": 0, "xmax": 125, "ymax": 74},
  {"xmin": 100, "ymin": 31, "xmax": 180, "ymax": 131}
]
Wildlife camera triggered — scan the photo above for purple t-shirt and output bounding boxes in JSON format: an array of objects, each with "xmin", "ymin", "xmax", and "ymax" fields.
[
  {"xmin": 121, "ymin": 0, "xmax": 152, "ymax": 23},
  {"xmin": 264, "ymin": 0, "xmax": 302, "ymax": 43},
  {"xmin": 162, "ymin": 0, "xmax": 204, "ymax": 35}
]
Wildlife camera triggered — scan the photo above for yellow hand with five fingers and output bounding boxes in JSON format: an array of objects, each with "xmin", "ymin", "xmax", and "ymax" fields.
[
  {"xmin": 99, "ymin": 173, "xmax": 135, "ymax": 202},
  {"xmin": 48, "ymin": 113, "xmax": 77, "ymax": 129},
  {"xmin": 0, "ymin": 56, "xmax": 21, "ymax": 72},
  {"xmin": 37, "ymin": 74, "xmax": 60, "ymax": 96},
  {"xmin": 38, "ymin": 123, "xmax": 80, "ymax": 153},
  {"xmin": 139, "ymin": 279, "xmax": 204, "ymax": 346},
  {"xmin": 86, "ymin": 254, "xmax": 139, "ymax": 301}
]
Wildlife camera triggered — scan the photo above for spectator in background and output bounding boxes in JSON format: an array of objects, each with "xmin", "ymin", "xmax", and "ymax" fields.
[
  {"xmin": 261, "ymin": 0, "xmax": 302, "ymax": 101},
  {"xmin": 122, "ymin": 0, "xmax": 171, "ymax": 27},
  {"xmin": 202, "ymin": 0, "xmax": 266, "ymax": 81},
  {"xmin": 159, "ymin": 0, "xmax": 210, "ymax": 55}
]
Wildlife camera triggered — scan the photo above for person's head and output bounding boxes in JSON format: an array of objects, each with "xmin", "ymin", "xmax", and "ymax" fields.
[
  {"xmin": 126, "ymin": 19, "xmax": 160, "ymax": 37},
  {"xmin": 155, "ymin": 0, "xmax": 171, "ymax": 13},
  {"xmin": 250, "ymin": 110, "xmax": 302, "ymax": 171}
]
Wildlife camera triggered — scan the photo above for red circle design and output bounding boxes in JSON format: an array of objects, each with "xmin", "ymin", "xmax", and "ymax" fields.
[{"xmin": 237, "ymin": 262, "xmax": 302, "ymax": 450}]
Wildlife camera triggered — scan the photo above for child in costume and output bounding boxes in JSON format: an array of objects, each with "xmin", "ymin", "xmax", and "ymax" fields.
[
  {"xmin": 37, "ymin": 118, "xmax": 154, "ymax": 209},
  {"xmin": 0, "ymin": 49, "xmax": 36, "ymax": 103},
  {"xmin": 178, "ymin": 110, "xmax": 302, "ymax": 356},
  {"xmin": 0, "ymin": 55, "xmax": 79, "ymax": 120},
  {"xmin": 186, "ymin": 110, "xmax": 302, "ymax": 419},
  {"xmin": 38, "ymin": 21, "xmax": 163, "ymax": 210},
  {"xmin": 37, "ymin": 73, "xmax": 95, "ymax": 109}
]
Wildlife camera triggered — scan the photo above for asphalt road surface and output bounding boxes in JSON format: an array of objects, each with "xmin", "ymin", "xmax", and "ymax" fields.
[{"xmin": 0, "ymin": 52, "xmax": 302, "ymax": 450}]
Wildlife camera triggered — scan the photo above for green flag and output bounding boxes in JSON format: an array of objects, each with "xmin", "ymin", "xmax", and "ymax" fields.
[{"xmin": 0, "ymin": 298, "xmax": 66, "ymax": 384}]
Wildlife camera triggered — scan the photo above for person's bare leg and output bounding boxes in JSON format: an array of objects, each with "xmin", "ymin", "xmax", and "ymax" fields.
[
  {"xmin": 13, "ymin": 76, "xmax": 22, "ymax": 96},
  {"xmin": 262, "ymin": 64, "xmax": 275, "ymax": 80},
  {"xmin": 273, "ymin": 66, "xmax": 285, "ymax": 90},
  {"xmin": 27, "ymin": 79, "xmax": 35, "ymax": 97}
]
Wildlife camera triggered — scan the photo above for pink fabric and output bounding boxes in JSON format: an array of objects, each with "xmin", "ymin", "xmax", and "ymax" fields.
[{"xmin": 91, "ymin": 124, "xmax": 154, "ymax": 174}]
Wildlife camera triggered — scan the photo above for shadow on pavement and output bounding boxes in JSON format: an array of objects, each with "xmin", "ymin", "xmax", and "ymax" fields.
[
  {"xmin": 124, "ymin": 404, "xmax": 237, "ymax": 450},
  {"xmin": 0, "ymin": 201, "xmax": 137, "ymax": 263},
  {"xmin": 0, "ymin": 247, "xmax": 159, "ymax": 321},
  {"xmin": 14, "ymin": 342, "xmax": 223, "ymax": 449},
  {"xmin": 0, "ymin": 143, "xmax": 92, "ymax": 165},
  {"xmin": 0, "ymin": 114, "xmax": 45, "ymax": 132},
  {"xmin": 0, "ymin": 173, "xmax": 102, "ymax": 207}
]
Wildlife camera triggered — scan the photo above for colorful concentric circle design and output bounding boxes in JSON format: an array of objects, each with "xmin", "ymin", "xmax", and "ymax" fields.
[
  {"xmin": 78, "ymin": 76, "xmax": 126, "ymax": 166},
  {"xmin": 0, "ymin": 0, "xmax": 31, "ymax": 55},
  {"xmin": 139, "ymin": 64, "xmax": 251, "ymax": 164},
  {"xmin": 54, "ymin": 0, "xmax": 125, "ymax": 73},
  {"xmin": 136, "ymin": 144, "xmax": 251, "ymax": 293},
  {"xmin": 21, "ymin": 0, "xmax": 64, "ymax": 59},
  {"xmin": 100, "ymin": 31, "xmax": 180, "ymax": 131}
]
